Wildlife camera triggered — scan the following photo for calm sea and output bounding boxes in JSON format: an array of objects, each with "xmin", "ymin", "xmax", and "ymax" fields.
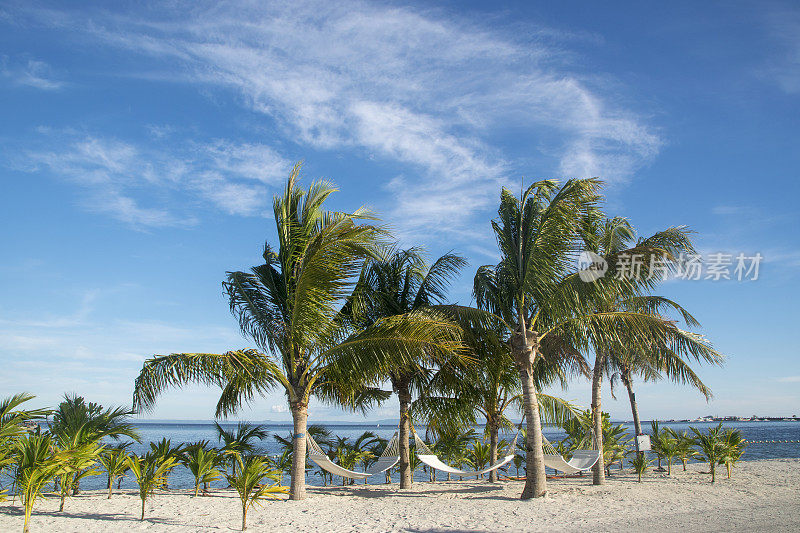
[{"xmin": 76, "ymin": 420, "xmax": 799, "ymax": 491}]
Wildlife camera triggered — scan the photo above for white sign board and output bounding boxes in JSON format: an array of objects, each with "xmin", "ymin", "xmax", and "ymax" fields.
[{"xmin": 636, "ymin": 434, "xmax": 651, "ymax": 452}]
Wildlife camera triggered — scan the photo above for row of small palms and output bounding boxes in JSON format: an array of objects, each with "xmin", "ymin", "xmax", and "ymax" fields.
[
  {"xmin": 0, "ymin": 394, "xmax": 290, "ymax": 532},
  {"xmin": 642, "ymin": 421, "xmax": 746, "ymax": 482}
]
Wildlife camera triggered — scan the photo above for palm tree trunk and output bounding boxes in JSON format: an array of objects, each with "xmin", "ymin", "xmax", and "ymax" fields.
[
  {"xmin": 518, "ymin": 360, "xmax": 547, "ymax": 499},
  {"xmin": 488, "ymin": 418, "xmax": 499, "ymax": 482},
  {"xmin": 242, "ymin": 503, "xmax": 247, "ymax": 531},
  {"xmin": 591, "ymin": 353, "xmax": 605, "ymax": 486},
  {"xmin": 397, "ymin": 380, "xmax": 412, "ymax": 490},
  {"xmin": 289, "ymin": 400, "xmax": 308, "ymax": 501},
  {"xmin": 624, "ymin": 373, "xmax": 642, "ymax": 438},
  {"xmin": 140, "ymin": 498, "xmax": 146, "ymax": 520},
  {"xmin": 108, "ymin": 477, "xmax": 113, "ymax": 499}
]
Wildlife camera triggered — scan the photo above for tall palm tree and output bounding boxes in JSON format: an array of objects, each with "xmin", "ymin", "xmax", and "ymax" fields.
[
  {"xmin": 342, "ymin": 247, "xmax": 468, "ymax": 488},
  {"xmin": 580, "ymin": 215, "xmax": 724, "ymax": 484},
  {"xmin": 473, "ymin": 179, "xmax": 601, "ymax": 499},
  {"xmin": 132, "ymin": 165, "xmax": 463, "ymax": 500},
  {"xmin": 474, "ymin": 180, "xmax": 688, "ymax": 498}
]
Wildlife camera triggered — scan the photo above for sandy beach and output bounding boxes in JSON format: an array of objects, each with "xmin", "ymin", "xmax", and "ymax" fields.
[{"xmin": 3, "ymin": 458, "xmax": 799, "ymax": 532}]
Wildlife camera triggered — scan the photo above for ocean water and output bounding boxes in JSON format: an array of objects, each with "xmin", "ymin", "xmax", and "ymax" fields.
[{"xmin": 75, "ymin": 420, "xmax": 799, "ymax": 491}]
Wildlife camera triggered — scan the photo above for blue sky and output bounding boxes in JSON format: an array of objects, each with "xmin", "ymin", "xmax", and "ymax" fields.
[{"xmin": 1, "ymin": 0, "xmax": 798, "ymax": 422}]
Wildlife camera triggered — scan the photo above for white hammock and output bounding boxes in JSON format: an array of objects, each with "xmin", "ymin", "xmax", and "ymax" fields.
[
  {"xmin": 413, "ymin": 429, "xmax": 519, "ymax": 478},
  {"xmin": 307, "ymin": 432, "xmax": 400, "ymax": 480},
  {"xmin": 541, "ymin": 434, "xmax": 601, "ymax": 474}
]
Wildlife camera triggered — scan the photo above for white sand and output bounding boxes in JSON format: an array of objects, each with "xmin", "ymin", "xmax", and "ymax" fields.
[{"xmin": 3, "ymin": 459, "xmax": 799, "ymax": 532}]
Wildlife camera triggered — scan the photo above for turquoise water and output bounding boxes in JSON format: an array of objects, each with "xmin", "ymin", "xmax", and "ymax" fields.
[{"xmin": 77, "ymin": 420, "xmax": 799, "ymax": 491}]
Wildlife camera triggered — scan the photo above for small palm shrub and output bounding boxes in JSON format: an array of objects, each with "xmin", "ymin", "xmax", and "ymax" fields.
[
  {"xmin": 148, "ymin": 438, "xmax": 184, "ymax": 489},
  {"xmin": 674, "ymin": 431, "xmax": 696, "ymax": 471},
  {"xmin": 126, "ymin": 453, "xmax": 179, "ymax": 520},
  {"xmin": 55, "ymin": 438, "xmax": 102, "ymax": 511},
  {"xmin": 15, "ymin": 433, "xmax": 66, "ymax": 533},
  {"xmin": 691, "ymin": 424, "xmax": 725, "ymax": 483},
  {"xmin": 512, "ymin": 454, "xmax": 524, "ymax": 477},
  {"xmin": 649, "ymin": 420, "xmax": 667, "ymax": 470},
  {"xmin": 182, "ymin": 445, "xmax": 222, "ymax": 496},
  {"xmin": 628, "ymin": 451, "xmax": 652, "ymax": 482},
  {"xmin": 720, "ymin": 428, "xmax": 746, "ymax": 479},
  {"xmin": 659, "ymin": 429, "xmax": 680, "ymax": 475},
  {"xmin": 468, "ymin": 440, "xmax": 491, "ymax": 478},
  {"xmin": 98, "ymin": 445, "xmax": 131, "ymax": 498},
  {"xmin": 226, "ymin": 455, "xmax": 287, "ymax": 531}
]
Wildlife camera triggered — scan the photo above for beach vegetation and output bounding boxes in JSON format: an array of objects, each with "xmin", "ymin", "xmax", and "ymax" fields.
[
  {"xmin": 340, "ymin": 246, "xmax": 469, "ymax": 488},
  {"xmin": 691, "ymin": 424, "xmax": 726, "ymax": 483},
  {"xmin": 14, "ymin": 432, "xmax": 67, "ymax": 533},
  {"xmin": 628, "ymin": 451, "xmax": 652, "ymax": 482},
  {"xmin": 126, "ymin": 452, "xmax": 178, "ymax": 520},
  {"xmin": 48, "ymin": 394, "xmax": 139, "ymax": 498},
  {"xmin": 98, "ymin": 445, "xmax": 131, "ymax": 498},
  {"xmin": 719, "ymin": 427, "xmax": 746, "ymax": 479},
  {"xmin": 181, "ymin": 445, "xmax": 222, "ymax": 496},
  {"xmin": 226, "ymin": 455, "xmax": 287, "ymax": 530},
  {"xmin": 215, "ymin": 422, "xmax": 268, "ymax": 477},
  {"xmin": 148, "ymin": 438, "xmax": 184, "ymax": 489}
]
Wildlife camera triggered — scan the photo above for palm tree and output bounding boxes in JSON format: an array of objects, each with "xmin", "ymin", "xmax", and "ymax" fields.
[
  {"xmin": 720, "ymin": 427, "xmax": 746, "ymax": 479},
  {"xmin": 15, "ymin": 432, "xmax": 69, "ymax": 533},
  {"xmin": 474, "ymin": 179, "xmax": 658, "ymax": 498},
  {"xmin": 427, "ymin": 428, "xmax": 475, "ymax": 481},
  {"xmin": 330, "ymin": 436, "xmax": 374, "ymax": 485},
  {"xmin": 48, "ymin": 394, "xmax": 140, "ymax": 496},
  {"xmin": 269, "ymin": 449, "xmax": 293, "ymax": 486},
  {"xmin": 99, "ymin": 445, "xmax": 131, "ymax": 498},
  {"xmin": 674, "ymin": 430, "xmax": 696, "ymax": 471},
  {"xmin": 182, "ymin": 445, "xmax": 222, "ymax": 496},
  {"xmin": 691, "ymin": 423, "xmax": 725, "ymax": 483},
  {"xmin": 0, "ymin": 393, "xmax": 50, "ymax": 492},
  {"xmin": 227, "ymin": 455, "xmax": 287, "ymax": 531},
  {"xmin": 132, "ymin": 166, "xmax": 463, "ymax": 500},
  {"xmin": 352, "ymin": 431, "xmax": 381, "ymax": 485},
  {"xmin": 126, "ymin": 453, "xmax": 179, "ymax": 520},
  {"xmin": 215, "ymin": 422, "xmax": 268, "ymax": 476},
  {"xmin": 467, "ymin": 440, "xmax": 491, "ymax": 478},
  {"xmin": 342, "ymin": 246, "xmax": 468, "ymax": 488},
  {"xmin": 148, "ymin": 438, "xmax": 184, "ymax": 489},
  {"xmin": 579, "ymin": 215, "xmax": 723, "ymax": 485}
]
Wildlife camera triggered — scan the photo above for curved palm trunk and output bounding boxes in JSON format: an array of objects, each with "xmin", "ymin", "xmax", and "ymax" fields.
[
  {"xmin": 397, "ymin": 380, "xmax": 413, "ymax": 489},
  {"xmin": 488, "ymin": 417, "xmax": 499, "ymax": 483},
  {"xmin": 623, "ymin": 373, "xmax": 642, "ymax": 438},
  {"xmin": 622, "ymin": 369, "xmax": 644, "ymax": 460},
  {"xmin": 289, "ymin": 401, "xmax": 308, "ymax": 500},
  {"xmin": 591, "ymin": 353, "xmax": 605, "ymax": 485}
]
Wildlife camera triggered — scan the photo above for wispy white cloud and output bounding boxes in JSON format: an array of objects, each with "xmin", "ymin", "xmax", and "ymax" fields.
[
  {"xmin": 13, "ymin": 130, "xmax": 292, "ymax": 226},
  {"xmin": 1, "ymin": 56, "xmax": 65, "ymax": 90},
  {"xmin": 13, "ymin": 0, "xmax": 660, "ymax": 240},
  {"xmin": 777, "ymin": 376, "xmax": 800, "ymax": 383},
  {"xmin": 761, "ymin": 7, "xmax": 800, "ymax": 94}
]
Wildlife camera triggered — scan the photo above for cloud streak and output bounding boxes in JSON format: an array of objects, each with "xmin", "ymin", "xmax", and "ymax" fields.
[
  {"xmin": 14, "ymin": 0, "xmax": 660, "ymax": 240},
  {"xmin": 14, "ymin": 131, "xmax": 291, "ymax": 227}
]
